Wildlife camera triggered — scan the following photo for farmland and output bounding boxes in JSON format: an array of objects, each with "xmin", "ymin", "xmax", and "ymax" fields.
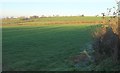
[
  {"xmin": 2, "ymin": 16, "xmax": 101, "ymax": 71},
  {"xmin": 2, "ymin": 16, "xmax": 103, "ymax": 26}
]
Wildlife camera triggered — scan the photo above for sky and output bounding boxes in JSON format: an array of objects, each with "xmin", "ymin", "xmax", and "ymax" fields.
[{"xmin": 0, "ymin": 0, "xmax": 118, "ymax": 17}]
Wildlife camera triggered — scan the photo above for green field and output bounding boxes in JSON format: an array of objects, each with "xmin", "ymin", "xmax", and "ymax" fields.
[
  {"xmin": 3, "ymin": 24, "xmax": 97, "ymax": 71},
  {"xmin": 2, "ymin": 16, "xmax": 103, "ymax": 26}
]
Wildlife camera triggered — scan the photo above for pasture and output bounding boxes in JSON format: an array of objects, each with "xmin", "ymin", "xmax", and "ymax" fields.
[
  {"xmin": 3, "ymin": 25, "xmax": 98, "ymax": 71},
  {"xmin": 2, "ymin": 16, "xmax": 100, "ymax": 71}
]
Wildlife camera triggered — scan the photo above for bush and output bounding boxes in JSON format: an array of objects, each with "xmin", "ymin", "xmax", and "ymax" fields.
[{"xmin": 92, "ymin": 25, "xmax": 120, "ymax": 63}]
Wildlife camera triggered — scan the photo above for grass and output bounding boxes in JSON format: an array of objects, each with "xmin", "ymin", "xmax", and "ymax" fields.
[
  {"xmin": 2, "ymin": 24, "xmax": 97, "ymax": 71},
  {"xmin": 2, "ymin": 16, "xmax": 103, "ymax": 26},
  {"xmin": 2, "ymin": 16, "xmax": 118, "ymax": 71},
  {"xmin": 30, "ymin": 16, "xmax": 103, "ymax": 21}
]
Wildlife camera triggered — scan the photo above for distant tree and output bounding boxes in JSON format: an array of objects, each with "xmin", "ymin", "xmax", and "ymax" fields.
[
  {"xmin": 96, "ymin": 15, "xmax": 99, "ymax": 17},
  {"xmin": 101, "ymin": 13, "xmax": 105, "ymax": 17},
  {"xmin": 53, "ymin": 15, "xmax": 55, "ymax": 17},
  {"xmin": 10, "ymin": 16, "xmax": 14, "ymax": 19},
  {"xmin": 81, "ymin": 14, "xmax": 84, "ymax": 17},
  {"xmin": 18, "ymin": 16, "xmax": 30, "ymax": 21},
  {"xmin": 101, "ymin": 13, "xmax": 105, "ymax": 19},
  {"xmin": 30, "ymin": 15, "xmax": 39, "ymax": 19},
  {"xmin": 5, "ymin": 17, "xmax": 10, "ymax": 19}
]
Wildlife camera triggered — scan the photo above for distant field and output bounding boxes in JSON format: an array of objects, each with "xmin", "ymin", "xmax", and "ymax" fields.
[
  {"xmin": 2, "ymin": 24, "xmax": 98, "ymax": 71},
  {"xmin": 2, "ymin": 16, "xmax": 103, "ymax": 26}
]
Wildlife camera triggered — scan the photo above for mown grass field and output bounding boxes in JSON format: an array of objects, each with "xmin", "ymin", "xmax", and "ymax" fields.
[
  {"xmin": 2, "ymin": 16, "xmax": 100, "ymax": 71},
  {"xmin": 3, "ymin": 25, "xmax": 98, "ymax": 71}
]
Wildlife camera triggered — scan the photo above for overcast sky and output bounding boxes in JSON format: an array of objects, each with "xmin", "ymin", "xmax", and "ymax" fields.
[{"xmin": 1, "ymin": 0, "xmax": 117, "ymax": 17}]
